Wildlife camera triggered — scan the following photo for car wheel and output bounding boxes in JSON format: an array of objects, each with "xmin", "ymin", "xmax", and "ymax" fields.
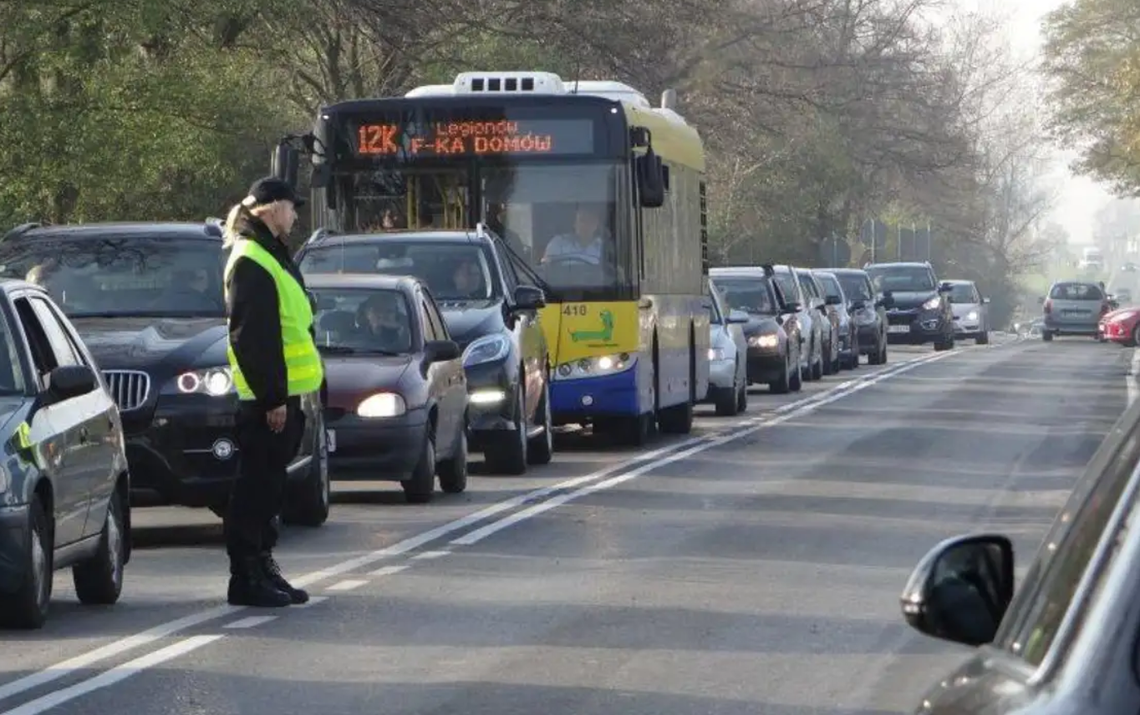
[
  {"xmin": 0, "ymin": 496, "xmax": 52, "ymax": 629},
  {"xmin": 527, "ymin": 378, "xmax": 554, "ymax": 465},
  {"xmin": 485, "ymin": 381, "xmax": 527, "ymax": 475},
  {"xmin": 736, "ymin": 379, "xmax": 747, "ymax": 413},
  {"xmin": 821, "ymin": 340, "xmax": 834, "ymax": 375},
  {"xmin": 437, "ymin": 427, "xmax": 468, "ymax": 495},
  {"xmin": 402, "ymin": 428, "xmax": 436, "ymax": 504},
  {"xmin": 73, "ymin": 489, "xmax": 126, "ymax": 605},
  {"xmin": 976, "ymin": 331, "xmax": 989, "ymax": 345},
  {"xmin": 284, "ymin": 422, "xmax": 330, "ymax": 527},
  {"xmin": 810, "ymin": 343, "xmax": 824, "ymax": 381},
  {"xmin": 789, "ymin": 350, "xmax": 803, "ymax": 392},
  {"xmin": 1042, "ymin": 331, "xmax": 1053, "ymax": 342},
  {"xmin": 769, "ymin": 354, "xmax": 791, "ymax": 394}
]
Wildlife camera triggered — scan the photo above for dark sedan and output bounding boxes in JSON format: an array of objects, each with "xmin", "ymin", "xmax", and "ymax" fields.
[
  {"xmin": 710, "ymin": 267, "xmax": 802, "ymax": 393},
  {"xmin": 0, "ymin": 222, "xmax": 330, "ymax": 526},
  {"xmin": 297, "ymin": 229, "xmax": 553, "ymax": 476},
  {"xmin": 0, "ymin": 280, "xmax": 130, "ymax": 629},
  {"xmin": 866, "ymin": 261, "xmax": 954, "ymax": 351},
  {"xmin": 307, "ymin": 274, "xmax": 468, "ymax": 504},
  {"xmin": 831, "ymin": 268, "xmax": 888, "ymax": 365}
]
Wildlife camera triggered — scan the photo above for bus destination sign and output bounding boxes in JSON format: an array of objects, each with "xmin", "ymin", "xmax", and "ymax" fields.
[{"xmin": 352, "ymin": 118, "xmax": 594, "ymax": 157}]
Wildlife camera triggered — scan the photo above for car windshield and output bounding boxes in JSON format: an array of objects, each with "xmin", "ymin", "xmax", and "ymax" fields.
[
  {"xmin": 311, "ymin": 288, "xmax": 413, "ymax": 354},
  {"xmin": 713, "ymin": 277, "xmax": 777, "ymax": 315},
  {"xmin": 1049, "ymin": 282, "xmax": 1104, "ymax": 301},
  {"xmin": 836, "ymin": 274, "xmax": 873, "ymax": 301},
  {"xmin": 773, "ymin": 272, "xmax": 799, "ymax": 304},
  {"xmin": 0, "ymin": 315, "xmax": 26, "ymax": 395},
  {"xmin": 0, "ymin": 237, "xmax": 226, "ymax": 318},
  {"xmin": 948, "ymin": 284, "xmax": 976, "ymax": 303},
  {"xmin": 866, "ymin": 265, "xmax": 935, "ymax": 292},
  {"xmin": 817, "ymin": 275, "xmax": 843, "ymax": 301},
  {"xmin": 300, "ymin": 241, "xmax": 496, "ymax": 302}
]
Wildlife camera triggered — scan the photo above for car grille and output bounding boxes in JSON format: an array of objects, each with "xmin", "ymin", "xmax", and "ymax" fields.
[
  {"xmin": 887, "ymin": 310, "xmax": 916, "ymax": 325},
  {"xmin": 102, "ymin": 370, "xmax": 151, "ymax": 411}
]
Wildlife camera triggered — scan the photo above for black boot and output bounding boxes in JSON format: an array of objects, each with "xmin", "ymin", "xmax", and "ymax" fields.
[
  {"xmin": 259, "ymin": 551, "xmax": 309, "ymax": 604},
  {"xmin": 227, "ymin": 555, "xmax": 292, "ymax": 608}
]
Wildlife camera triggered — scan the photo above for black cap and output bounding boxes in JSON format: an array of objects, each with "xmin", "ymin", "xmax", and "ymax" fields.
[{"xmin": 248, "ymin": 176, "xmax": 305, "ymax": 207}]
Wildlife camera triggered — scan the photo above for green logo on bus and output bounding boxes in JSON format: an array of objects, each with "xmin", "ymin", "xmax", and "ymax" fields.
[{"xmin": 570, "ymin": 310, "xmax": 614, "ymax": 343}]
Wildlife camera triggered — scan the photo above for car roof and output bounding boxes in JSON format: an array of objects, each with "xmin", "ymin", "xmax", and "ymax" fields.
[
  {"xmin": 710, "ymin": 267, "xmax": 772, "ymax": 277},
  {"xmin": 0, "ymin": 278, "xmax": 46, "ymax": 296},
  {"xmin": 943, "ymin": 279, "xmax": 975, "ymax": 286},
  {"xmin": 302, "ymin": 230, "xmax": 486, "ymax": 249},
  {"xmin": 3, "ymin": 221, "xmax": 224, "ymax": 242},
  {"xmin": 866, "ymin": 262, "xmax": 929, "ymax": 269},
  {"xmin": 1051, "ymin": 280, "xmax": 1101, "ymax": 288},
  {"xmin": 302, "ymin": 273, "xmax": 420, "ymax": 292},
  {"xmin": 829, "ymin": 268, "xmax": 869, "ymax": 276}
]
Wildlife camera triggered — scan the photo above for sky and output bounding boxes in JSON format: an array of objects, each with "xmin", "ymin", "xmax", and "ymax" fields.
[{"xmin": 952, "ymin": 0, "xmax": 1115, "ymax": 245}]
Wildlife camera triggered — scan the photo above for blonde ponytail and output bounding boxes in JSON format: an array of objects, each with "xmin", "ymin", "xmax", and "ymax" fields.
[{"xmin": 223, "ymin": 195, "xmax": 260, "ymax": 248}]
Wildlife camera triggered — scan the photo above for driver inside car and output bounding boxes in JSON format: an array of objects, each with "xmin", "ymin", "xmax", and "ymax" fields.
[
  {"xmin": 355, "ymin": 293, "xmax": 410, "ymax": 352},
  {"xmin": 541, "ymin": 204, "xmax": 607, "ymax": 267}
]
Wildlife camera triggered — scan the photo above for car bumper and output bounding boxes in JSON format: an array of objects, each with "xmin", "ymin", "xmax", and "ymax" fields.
[
  {"xmin": 551, "ymin": 367, "xmax": 639, "ymax": 422},
  {"xmin": 1043, "ymin": 316, "xmax": 1100, "ymax": 334},
  {"xmin": 855, "ymin": 324, "xmax": 880, "ymax": 352},
  {"xmin": 0, "ymin": 504, "xmax": 29, "ymax": 596},
  {"xmin": 464, "ymin": 361, "xmax": 524, "ymax": 448},
  {"xmin": 707, "ymin": 357, "xmax": 736, "ymax": 390},
  {"xmin": 885, "ymin": 311, "xmax": 946, "ymax": 344},
  {"xmin": 745, "ymin": 350, "xmax": 785, "ymax": 383},
  {"xmin": 953, "ymin": 319, "xmax": 982, "ymax": 336},
  {"xmin": 324, "ymin": 407, "xmax": 428, "ymax": 481}
]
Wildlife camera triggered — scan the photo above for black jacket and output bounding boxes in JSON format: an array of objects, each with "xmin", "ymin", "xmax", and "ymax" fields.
[{"xmin": 225, "ymin": 214, "xmax": 310, "ymax": 411}]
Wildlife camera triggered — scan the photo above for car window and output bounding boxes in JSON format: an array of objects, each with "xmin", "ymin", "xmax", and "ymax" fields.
[
  {"xmin": 818, "ymin": 275, "xmax": 843, "ymax": 301},
  {"xmin": 836, "ymin": 274, "xmax": 874, "ymax": 302},
  {"xmin": 706, "ymin": 284, "xmax": 725, "ymax": 324},
  {"xmin": 0, "ymin": 310, "xmax": 26, "ymax": 395},
  {"xmin": 13, "ymin": 298, "xmax": 61, "ymax": 384},
  {"xmin": 867, "ymin": 265, "xmax": 937, "ymax": 292},
  {"xmin": 995, "ymin": 431, "xmax": 1137, "ymax": 667},
  {"xmin": 310, "ymin": 288, "xmax": 414, "ymax": 355},
  {"xmin": 423, "ymin": 294, "xmax": 449, "ymax": 341},
  {"xmin": 0, "ymin": 236, "xmax": 226, "ymax": 318},
  {"xmin": 713, "ymin": 277, "xmax": 776, "ymax": 316},
  {"xmin": 773, "ymin": 272, "xmax": 800, "ymax": 304},
  {"xmin": 797, "ymin": 273, "xmax": 818, "ymax": 299},
  {"xmin": 1049, "ymin": 283, "xmax": 1104, "ymax": 301},
  {"xmin": 299, "ymin": 241, "xmax": 497, "ymax": 302}
]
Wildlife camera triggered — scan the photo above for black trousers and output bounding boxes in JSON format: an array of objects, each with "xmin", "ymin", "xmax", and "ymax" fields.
[{"xmin": 224, "ymin": 396, "xmax": 305, "ymax": 562}]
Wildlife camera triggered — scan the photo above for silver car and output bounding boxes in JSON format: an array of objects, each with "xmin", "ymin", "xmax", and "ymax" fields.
[
  {"xmin": 771, "ymin": 265, "xmax": 825, "ymax": 381},
  {"xmin": 703, "ymin": 281, "xmax": 748, "ymax": 416},
  {"xmin": 1041, "ymin": 280, "xmax": 1108, "ymax": 341},
  {"xmin": 945, "ymin": 279, "xmax": 990, "ymax": 344}
]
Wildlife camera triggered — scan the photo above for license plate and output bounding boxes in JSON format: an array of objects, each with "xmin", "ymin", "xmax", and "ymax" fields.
[
  {"xmin": 888, "ymin": 325, "xmax": 910, "ymax": 334},
  {"xmin": 326, "ymin": 429, "xmax": 336, "ymax": 453}
]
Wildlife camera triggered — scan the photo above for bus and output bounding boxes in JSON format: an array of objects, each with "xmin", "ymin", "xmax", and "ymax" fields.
[{"xmin": 273, "ymin": 71, "xmax": 710, "ymax": 445}]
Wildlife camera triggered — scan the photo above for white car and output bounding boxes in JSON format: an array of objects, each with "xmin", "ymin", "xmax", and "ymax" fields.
[
  {"xmin": 704, "ymin": 281, "xmax": 748, "ymax": 416},
  {"xmin": 945, "ymin": 279, "xmax": 990, "ymax": 344}
]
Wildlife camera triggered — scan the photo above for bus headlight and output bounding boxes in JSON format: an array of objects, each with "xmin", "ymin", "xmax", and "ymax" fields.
[{"xmin": 554, "ymin": 353, "xmax": 636, "ymax": 380}]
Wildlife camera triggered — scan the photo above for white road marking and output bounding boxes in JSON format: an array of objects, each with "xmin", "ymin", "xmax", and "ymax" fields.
[
  {"xmin": 223, "ymin": 616, "xmax": 277, "ymax": 630},
  {"xmin": 0, "ymin": 349, "xmax": 952, "ymax": 709},
  {"xmin": 369, "ymin": 564, "xmax": 409, "ymax": 577},
  {"xmin": 410, "ymin": 550, "xmax": 450, "ymax": 561},
  {"xmin": 1, "ymin": 636, "xmax": 223, "ymax": 715},
  {"xmin": 326, "ymin": 579, "xmax": 368, "ymax": 592},
  {"xmin": 294, "ymin": 596, "xmax": 329, "ymax": 609},
  {"xmin": 452, "ymin": 350, "xmax": 951, "ymax": 546},
  {"xmin": 1129, "ymin": 349, "xmax": 1140, "ymax": 406}
]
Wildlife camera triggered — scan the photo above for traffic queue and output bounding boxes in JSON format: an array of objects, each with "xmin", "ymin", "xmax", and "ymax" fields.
[{"xmin": 0, "ymin": 211, "xmax": 986, "ymax": 626}]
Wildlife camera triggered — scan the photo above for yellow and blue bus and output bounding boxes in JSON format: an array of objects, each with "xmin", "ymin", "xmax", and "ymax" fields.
[{"xmin": 277, "ymin": 71, "xmax": 709, "ymax": 445}]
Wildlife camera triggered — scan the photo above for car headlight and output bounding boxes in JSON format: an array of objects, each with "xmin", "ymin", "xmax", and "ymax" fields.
[
  {"xmin": 748, "ymin": 333, "xmax": 779, "ymax": 349},
  {"xmin": 462, "ymin": 334, "xmax": 511, "ymax": 367},
  {"xmin": 357, "ymin": 392, "xmax": 406, "ymax": 418},
  {"xmin": 176, "ymin": 367, "xmax": 234, "ymax": 396},
  {"xmin": 966, "ymin": 310, "xmax": 979, "ymax": 321},
  {"xmin": 708, "ymin": 347, "xmax": 727, "ymax": 361},
  {"xmin": 923, "ymin": 296, "xmax": 942, "ymax": 311},
  {"xmin": 555, "ymin": 353, "xmax": 636, "ymax": 380}
]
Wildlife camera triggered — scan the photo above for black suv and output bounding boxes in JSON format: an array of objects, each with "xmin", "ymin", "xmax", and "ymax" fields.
[
  {"xmin": 864, "ymin": 261, "xmax": 955, "ymax": 351},
  {"xmin": 0, "ymin": 280, "xmax": 130, "ymax": 629},
  {"xmin": 297, "ymin": 228, "xmax": 553, "ymax": 476},
  {"xmin": 0, "ymin": 222, "xmax": 330, "ymax": 526}
]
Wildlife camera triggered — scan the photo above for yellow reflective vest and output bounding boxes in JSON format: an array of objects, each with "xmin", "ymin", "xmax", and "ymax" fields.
[{"xmin": 224, "ymin": 239, "xmax": 324, "ymax": 401}]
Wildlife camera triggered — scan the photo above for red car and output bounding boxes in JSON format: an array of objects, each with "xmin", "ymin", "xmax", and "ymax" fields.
[{"xmin": 1099, "ymin": 306, "xmax": 1140, "ymax": 345}]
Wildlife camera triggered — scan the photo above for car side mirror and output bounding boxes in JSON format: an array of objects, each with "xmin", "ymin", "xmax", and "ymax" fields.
[
  {"xmin": 726, "ymin": 309, "xmax": 749, "ymax": 324},
  {"xmin": 879, "ymin": 293, "xmax": 895, "ymax": 308},
  {"xmin": 850, "ymin": 299, "xmax": 866, "ymax": 310},
  {"xmin": 783, "ymin": 301, "xmax": 801, "ymax": 314},
  {"xmin": 982, "ymin": 297, "xmax": 991, "ymax": 304},
  {"xmin": 816, "ymin": 304, "xmax": 828, "ymax": 315},
  {"xmin": 899, "ymin": 533, "xmax": 1015, "ymax": 647},
  {"xmin": 938, "ymin": 282, "xmax": 953, "ymax": 293},
  {"xmin": 513, "ymin": 285, "xmax": 546, "ymax": 311},
  {"xmin": 424, "ymin": 340, "xmax": 461, "ymax": 363},
  {"xmin": 46, "ymin": 364, "xmax": 96, "ymax": 403},
  {"xmin": 825, "ymin": 295, "xmax": 841, "ymax": 306}
]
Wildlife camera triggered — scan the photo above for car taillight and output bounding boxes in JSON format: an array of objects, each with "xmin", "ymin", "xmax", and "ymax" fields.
[{"xmin": 1044, "ymin": 299, "xmax": 1052, "ymax": 314}]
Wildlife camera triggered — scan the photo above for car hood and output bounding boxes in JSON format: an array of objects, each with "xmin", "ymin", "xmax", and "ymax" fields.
[
  {"xmin": 436, "ymin": 300, "xmax": 504, "ymax": 348},
  {"xmin": 1105, "ymin": 306, "xmax": 1140, "ymax": 323},
  {"xmin": 950, "ymin": 303, "xmax": 982, "ymax": 319},
  {"xmin": 741, "ymin": 315, "xmax": 782, "ymax": 337},
  {"xmin": 321, "ymin": 355, "xmax": 413, "ymax": 412},
  {"xmin": 68, "ymin": 316, "xmax": 228, "ymax": 373},
  {"xmin": 887, "ymin": 291, "xmax": 938, "ymax": 310}
]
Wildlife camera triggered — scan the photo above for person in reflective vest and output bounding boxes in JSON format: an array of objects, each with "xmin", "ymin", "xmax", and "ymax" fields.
[{"xmin": 222, "ymin": 176, "xmax": 323, "ymax": 608}]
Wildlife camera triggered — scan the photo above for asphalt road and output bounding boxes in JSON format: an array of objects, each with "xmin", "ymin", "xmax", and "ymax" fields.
[{"xmin": 0, "ymin": 334, "xmax": 1130, "ymax": 715}]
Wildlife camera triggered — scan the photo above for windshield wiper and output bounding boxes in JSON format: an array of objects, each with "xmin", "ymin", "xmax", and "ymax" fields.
[
  {"xmin": 317, "ymin": 345, "xmax": 356, "ymax": 354},
  {"xmin": 354, "ymin": 349, "xmax": 402, "ymax": 356}
]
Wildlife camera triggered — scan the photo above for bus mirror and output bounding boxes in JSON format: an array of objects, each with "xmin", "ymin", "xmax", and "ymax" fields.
[{"xmin": 637, "ymin": 149, "xmax": 665, "ymax": 208}]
